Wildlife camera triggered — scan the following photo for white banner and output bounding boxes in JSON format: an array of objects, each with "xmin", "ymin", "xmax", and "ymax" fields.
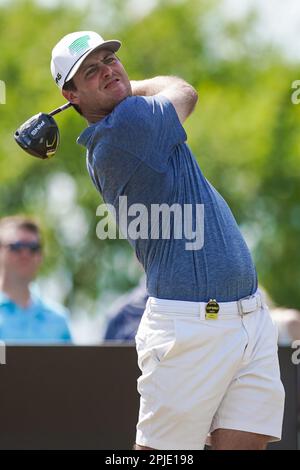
[{"xmin": 0, "ymin": 80, "xmax": 5, "ymax": 104}]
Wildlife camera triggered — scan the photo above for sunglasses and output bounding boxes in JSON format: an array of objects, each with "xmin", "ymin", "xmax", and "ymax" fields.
[{"xmin": 1, "ymin": 241, "xmax": 42, "ymax": 253}]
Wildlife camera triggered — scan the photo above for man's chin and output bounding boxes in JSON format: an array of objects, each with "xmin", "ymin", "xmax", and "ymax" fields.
[
  {"xmin": 85, "ymin": 91, "xmax": 132, "ymax": 122},
  {"xmin": 115, "ymin": 87, "xmax": 131, "ymax": 102},
  {"xmin": 107, "ymin": 91, "xmax": 131, "ymax": 111}
]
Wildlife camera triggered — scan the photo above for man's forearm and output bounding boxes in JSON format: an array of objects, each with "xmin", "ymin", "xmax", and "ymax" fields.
[
  {"xmin": 130, "ymin": 76, "xmax": 190, "ymax": 96},
  {"xmin": 130, "ymin": 75, "xmax": 198, "ymax": 124}
]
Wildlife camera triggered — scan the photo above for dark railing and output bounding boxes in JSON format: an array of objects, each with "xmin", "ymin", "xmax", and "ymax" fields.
[{"xmin": 0, "ymin": 345, "xmax": 298, "ymax": 450}]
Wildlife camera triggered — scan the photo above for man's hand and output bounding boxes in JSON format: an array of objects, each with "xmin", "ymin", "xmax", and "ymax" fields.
[{"xmin": 130, "ymin": 76, "xmax": 198, "ymax": 124}]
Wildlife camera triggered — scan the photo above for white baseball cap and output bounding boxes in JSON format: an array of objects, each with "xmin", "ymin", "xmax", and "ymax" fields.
[{"xmin": 51, "ymin": 31, "xmax": 121, "ymax": 89}]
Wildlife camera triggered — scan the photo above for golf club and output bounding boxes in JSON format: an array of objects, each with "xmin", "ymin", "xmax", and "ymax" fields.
[{"xmin": 14, "ymin": 102, "xmax": 72, "ymax": 159}]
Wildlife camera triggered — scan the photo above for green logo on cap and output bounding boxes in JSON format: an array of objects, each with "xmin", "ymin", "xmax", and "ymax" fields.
[{"xmin": 69, "ymin": 35, "xmax": 90, "ymax": 56}]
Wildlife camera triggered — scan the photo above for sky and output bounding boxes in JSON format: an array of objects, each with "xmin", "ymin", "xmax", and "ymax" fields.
[
  {"xmin": 1, "ymin": 0, "xmax": 300, "ymax": 60},
  {"xmin": 221, "ymin": 0, "xmax": 300, "ymax": 61}
]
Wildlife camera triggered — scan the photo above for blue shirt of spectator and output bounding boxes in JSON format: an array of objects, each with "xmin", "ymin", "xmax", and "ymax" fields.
[{"xmin": 0, "ymin": 290, "xmax": 71, "ymax": 344}]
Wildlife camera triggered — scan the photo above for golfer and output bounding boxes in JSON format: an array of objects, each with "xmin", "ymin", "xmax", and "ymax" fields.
[{"xmin": 51, "ymin": 31, "xmax": 284, "ymax": 450}]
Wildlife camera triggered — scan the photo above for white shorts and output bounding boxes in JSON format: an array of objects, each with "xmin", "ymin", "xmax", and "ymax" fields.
[{"xmin": 135, "ymin": 292, "xmax": 285, "ymax": 450}]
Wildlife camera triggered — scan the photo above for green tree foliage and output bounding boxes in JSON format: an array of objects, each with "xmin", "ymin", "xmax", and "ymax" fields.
[{"xmin": 0, "ymin": 0, "xmax": 299, "ymax": 316}]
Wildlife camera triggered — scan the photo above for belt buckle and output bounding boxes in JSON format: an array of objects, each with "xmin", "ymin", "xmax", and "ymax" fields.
[
  {"xmin": 237, "ymin": 294, "xmax": 257, "ymax": 316},
  {"xmin": 205, "ymin": 299, "xmax": 219, "ymax": 320}
]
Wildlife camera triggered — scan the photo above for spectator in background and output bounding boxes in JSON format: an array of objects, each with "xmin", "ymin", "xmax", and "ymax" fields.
[
  {"xmin": 259, "ymin": 287, "xmax": 300, "ymax": 346},
  {"xmin": 270, "ymin": 308, "xmax": 300, "ymax": 346},
  {"xmin": 104, "ymin": 277, "xmax": 148, "ymax": 341},
  {"xmin": 0, "ymin": 216, "xmax": 72, "ymax": 343}
]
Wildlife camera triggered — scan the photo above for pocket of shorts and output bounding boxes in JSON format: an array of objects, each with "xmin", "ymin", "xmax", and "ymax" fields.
[{"xmin": 135, "ymin": 312, "xmax": 177, "ymax": 374}]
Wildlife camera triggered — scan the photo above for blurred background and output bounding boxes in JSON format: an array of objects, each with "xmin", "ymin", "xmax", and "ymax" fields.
[{"xmin": 1, "ymin": 0, "xmax": 300, "ymax": 343}]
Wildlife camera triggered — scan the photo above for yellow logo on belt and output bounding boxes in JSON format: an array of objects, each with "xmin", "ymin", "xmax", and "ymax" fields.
[{"xmin": 205, "ymin": 299, "xmax": 219, "ymax": 320}]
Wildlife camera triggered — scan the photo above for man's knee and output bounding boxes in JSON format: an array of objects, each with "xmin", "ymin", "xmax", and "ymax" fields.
[{"xmin": 211, "ymin": 429, "xmax": 270, "ymax": 450}]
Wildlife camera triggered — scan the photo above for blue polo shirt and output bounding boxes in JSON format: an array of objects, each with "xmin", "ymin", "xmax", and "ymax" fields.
[
  {"xmin": 78, "ymin": 95, "xmax": 257, "ymax": 302},
  {"xmin": 0, "ymin": 290, "xmax": 72, "ymax": 344}
]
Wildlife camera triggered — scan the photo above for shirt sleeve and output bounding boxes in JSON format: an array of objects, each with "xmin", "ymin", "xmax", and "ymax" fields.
[{"xmin": 103, "ymin": 94, "xmax": 187, "ymax": 172}]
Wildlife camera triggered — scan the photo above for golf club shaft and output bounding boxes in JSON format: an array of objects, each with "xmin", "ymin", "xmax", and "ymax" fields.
[{"xmin": 49, "ymin": 102, "xmax": 72, "ymax": 117}]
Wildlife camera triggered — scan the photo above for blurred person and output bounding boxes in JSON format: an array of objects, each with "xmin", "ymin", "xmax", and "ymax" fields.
[
  {"xmin": 51, "ymin": 31, "xmax": 284, "ymax": 450},
  {"xmin": 259, "ymin": 287, "xmax": 300, "ymax": 346},
  {"xmin": 0, "ymin": 216, "xmax": 72, "ymax": 343},
  {"xmin": 104, "ymin": 277, "xmax": 147, "ymax": 341},
  {"xmin": 270, "ymin": 308, "xmax": 300, "ymax": 346}
]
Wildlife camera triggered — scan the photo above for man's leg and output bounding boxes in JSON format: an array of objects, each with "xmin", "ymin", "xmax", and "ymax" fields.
[{"xmin": 211, "ymin": 429, "xmax": 270, "ymax": 450}]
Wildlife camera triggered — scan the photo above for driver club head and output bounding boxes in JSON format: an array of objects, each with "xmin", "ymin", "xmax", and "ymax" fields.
[{"xmin": 14, "ymin": 112, "xmax": 60, "ymax": 159}]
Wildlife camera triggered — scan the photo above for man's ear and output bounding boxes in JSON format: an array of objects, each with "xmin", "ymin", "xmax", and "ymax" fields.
[{"xmin": 62, "ymin": 88, "xmax": 80, "ymax": 105}]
